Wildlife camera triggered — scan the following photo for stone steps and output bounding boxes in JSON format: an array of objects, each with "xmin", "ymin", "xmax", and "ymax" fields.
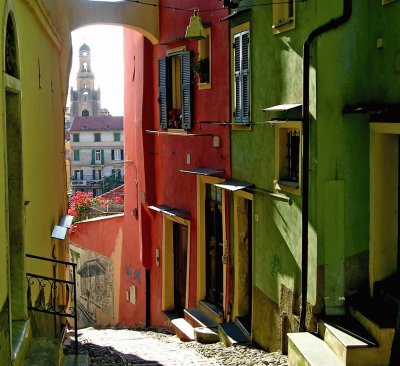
[
  {"xmin": 288, "ymin": 332, "xmax": 344, "ymax": 366},
  {"xmin": 288, "ymin": 312, "xmax": 395, "ymax": 366},
  {"xmin": 218, "ymin": 322, "xmax": 250, "ymax": 347}
]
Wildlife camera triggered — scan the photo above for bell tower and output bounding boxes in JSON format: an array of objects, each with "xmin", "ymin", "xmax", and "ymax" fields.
[{"xmin": 70, "ymin": 43, "xmax": 101, "ymax": 118}]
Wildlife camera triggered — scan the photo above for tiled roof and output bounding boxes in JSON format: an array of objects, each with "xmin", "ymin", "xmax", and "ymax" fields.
[{"xmin": 70, "ymin": 116, "xmax": 123, "ymax": 131}]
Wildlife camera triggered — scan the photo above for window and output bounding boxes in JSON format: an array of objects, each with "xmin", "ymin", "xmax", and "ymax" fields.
[
  {"xmin": 111, "ymin": 149, "xmax": 123, "ymax": 161},
  {"xmin": 275, "ymin": 121, "xmax": 301, "ymax": 195},
  {"xmin": 272, "ymin": 0, "xmax": 295, "ymax": 33},
  {"xmin": 94, "ymin": 133, "xmax": 101, "ymax": 142},
  {"xmin": 114, "ymin": 133, "xmax": 120, "ymax": 141},
  {"xmin": 73, "ymin": 150, "xmax": 80, "ymax": 161},
  {"xmin": 158, "ymin": 51, "xmax": 192, "ymax": 130},
  {"xmin": 82, "ymin": 109, "xmax": 89, "ymax": 116},
  {"xmin": 196, "ymin": 28, "xmax": 211, "ymax": 89},
  {"xmin": 232, "ymin": 25, "xmax": 250, "ymax": 124},
  {"xmin": 92, "ymin": 169, "xmax": 102, "ymax": 180},
  {"xmin": 72, "ymin": 133, "xmax": 79, "ymax": 142},
  {"xmin": 92, "ymin": 149, "xmax": 104, "ymax": 165},
  {"xmin": 74, "ymin": 170, "xmax": 83, "ymax": 180}
]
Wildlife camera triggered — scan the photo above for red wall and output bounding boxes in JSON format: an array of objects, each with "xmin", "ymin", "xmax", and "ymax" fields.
[{"xmin": 123, "ymin": 0, "xmax": 230, "ymax": 328}]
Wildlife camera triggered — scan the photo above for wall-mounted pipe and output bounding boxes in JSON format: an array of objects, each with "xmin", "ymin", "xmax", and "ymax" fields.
[{"xmin": 300, "ymin": 0, "xmax": 352, "ymax": 332}]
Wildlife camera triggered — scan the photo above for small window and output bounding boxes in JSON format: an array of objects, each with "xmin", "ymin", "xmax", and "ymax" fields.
[
  {"xmin": 272, "ymin": 0, "xmax": 295, "ymax": 34},
  {"xmin": 275, "ymin": 121, "xmax": 301, "ymax": 195},
  {"xmin": 82, "ymin": 109, "xmax": 89, "ymax": 116},
  {"xmin": 158, "ymin": 51, "xmax": 192, "ymax": 130},
  {"xmin": 196, "ymin": 28, "xmax": 211, "ymax": 89},
  {"xmin": 94, "ymin": 133, "xmax": 101, "ymax": 142},
  {"xmin": 72, "ymin": 133, "xmax": 79, "ymax": 142},
  {"xmin": 232, "ymin": 25, "xmax": 250, "ymax": 125},
  {"xmin": 95, "ymin": 150, "xmax": 101, "ymax": 163},
  {"xmin": 73, "ymin": 150, "xmax": 80, "ymax": 161},
  {"xmin": 92, "ymin": 149, "xmax": 104, "ymax": 165},
  {"xmin": 111, "ymin": 149, "xmax": 123, "ymax": 161},
  {"xmin": 114, "ymin": 133, "xmax": 120, "ymax": 141}
]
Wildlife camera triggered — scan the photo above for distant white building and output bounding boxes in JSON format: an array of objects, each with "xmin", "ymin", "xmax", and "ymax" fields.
[
  {"xmin": 69, "ymin": 43, "xmax": 124, "ymax": 196},
  {"xmin": 70, "ymin": 116, "xmax": 124, "ymax": 196}
]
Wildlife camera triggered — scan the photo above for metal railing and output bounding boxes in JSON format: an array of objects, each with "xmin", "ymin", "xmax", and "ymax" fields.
[{"xmin": 26, "ymin": 254, "xmax": 78, "ymax": 355}]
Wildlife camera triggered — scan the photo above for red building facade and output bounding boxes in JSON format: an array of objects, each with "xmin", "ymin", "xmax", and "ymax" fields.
[{"xmin": 123, "ymin": 1, "xmax": 231, "ymax": 329}]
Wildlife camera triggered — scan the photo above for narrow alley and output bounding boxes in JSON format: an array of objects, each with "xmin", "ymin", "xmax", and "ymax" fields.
[{"xmin": 64, "ymin": 327, "xmax": 288, "ymax": 366}]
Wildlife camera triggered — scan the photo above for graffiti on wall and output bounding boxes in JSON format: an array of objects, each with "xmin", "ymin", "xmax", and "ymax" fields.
[
  {"xmin": 125, "ymin": 264, "xmax": 141, "ymax": 283},
  {"xmin": 69, "ymin": 244, "xmax": 114, "ymax": 327}
]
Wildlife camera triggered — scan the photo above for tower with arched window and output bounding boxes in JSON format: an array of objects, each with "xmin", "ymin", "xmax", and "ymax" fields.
[{"xmin": 70, "ymin": 43, "xmax": 101, "ymax": 118}]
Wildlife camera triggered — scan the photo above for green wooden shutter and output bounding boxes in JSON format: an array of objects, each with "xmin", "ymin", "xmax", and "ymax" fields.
[
  {"xmin": 241, "ymin": 31, "xmax": 250, "ymax": 123},
  {"xmin": 111, "ymin": 149, "xmax": 115, "ymax": 160},
  {"xmin": 121, "ymin": 149, "xmax": 124, "ymax": 159},
  {"xmin": 80, "ymin": 170, "xmax": 83, "ymax": 179},
  {"xmin": 112, "ymin": 169, "xmax": 115, "ymax": 176},
  {"xmin": 100, "ymin": 150, "xmax": 104, "ymax": 164},
  {"xmin": 181, "ymin": 51, "xmax": 192, "ymax": 130},
  {"xmin": 233, "ymin": 31, "xmax": 250, "ymax": 123},
  {"xmin": 233, "ymin": 34, "xmax": 241, "ymax": 122},
  {"xmin": 91, "ymin": 150, "xmax": 95, "ymax": 165},
  {"xmin": 92, "ymin": 169, "xmax": 96, "ymax": 179},
  {"xmin": 158, "ymin": 57, "xmax": 168, "ymax": 130}
]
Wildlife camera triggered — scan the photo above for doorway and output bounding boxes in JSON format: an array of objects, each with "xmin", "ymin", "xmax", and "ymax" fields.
[
  {"xmin": 205, "ymin": 184, "xmax": 224, "ymax": 308},
  {"xmin": 173, "ymin": 223, "xmax": 188, "ymax": 315},
  {"xmin": 233, "ymin": 191, "xmax": 253, "ymax": 334}
]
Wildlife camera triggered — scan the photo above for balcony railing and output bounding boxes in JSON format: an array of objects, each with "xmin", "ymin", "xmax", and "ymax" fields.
[{"xmin": 26, "ymin": 254, "xmax": 78, "ymax": 355}]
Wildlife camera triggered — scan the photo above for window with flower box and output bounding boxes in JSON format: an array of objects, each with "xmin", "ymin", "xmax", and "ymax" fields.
[{"xmin": 158, "ymin": 51, "xmax": 192, "ymax": 130}]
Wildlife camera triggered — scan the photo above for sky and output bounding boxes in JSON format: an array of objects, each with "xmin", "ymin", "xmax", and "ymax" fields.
[{"xmin": 69, "ymin": 25, "xmax": 124, "ymax": 116}]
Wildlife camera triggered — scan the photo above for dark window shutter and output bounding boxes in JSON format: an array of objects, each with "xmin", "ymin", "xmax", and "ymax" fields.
[
  {"xmin": 112, "ymin": 169, "xmax": 115, "ymax": 176},
  {"xmin": 181, "ymin": 51, "xmax": 192, "ymax": 130},
  {"xmin": 92, "ymin": 169, "xmax": 95, "ymax": 179},
  {"xmin": 233, "ymin": 35, "xmax": 241, "ymax": 122},
  {"xmin": 241, "ymin": 31, "xmax": 250, "ymax": 123},
  {"xmin": 121, "ymin": 149, "xmax": 124, "ymax": 159},
  {"xmin": 99, "ymin": 170, "xmax": 102, "ymax": 180},
  {"xmin": 80, "ymin": 170, "xmax": 83, "ymax": 179},
  {"xmin": 91, "ymin": 150, "xmax": 95, "ymax": 165},
  {"xmin": 158, "ymin": 57, "xmax": 168, "ymax": 130},
  {"xmin": 111, "ymin": 149, "xmax": 115, "ymax": 160},
  {"xmin": 100, "ymin": 150, "xmax": 104, "ymax": 164}
]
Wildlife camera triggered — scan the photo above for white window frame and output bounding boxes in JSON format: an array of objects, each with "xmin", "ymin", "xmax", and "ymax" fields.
[{"xmin": 95, "ymin": 149, "xmax": 101, "ymax": 164}]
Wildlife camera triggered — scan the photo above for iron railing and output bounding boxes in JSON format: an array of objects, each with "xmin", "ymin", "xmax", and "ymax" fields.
[{"xmin": 26, "ymin": 253, "xmax": 78, "ymax": 355}]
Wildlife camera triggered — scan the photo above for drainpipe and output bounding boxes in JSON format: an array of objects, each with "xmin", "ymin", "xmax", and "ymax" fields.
[{"xmin": 299, "ymin": 0, "xmax": 352, "ymax": 332}]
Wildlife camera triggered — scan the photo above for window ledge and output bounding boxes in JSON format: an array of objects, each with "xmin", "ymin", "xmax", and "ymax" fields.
[
  {"xmin": 198, "ymin": 82, "xmax": 211, "ymax": 90},
  {"xmin": 275, "ymin": 180, "xmax": 301, "ymax": 196},
  {"xmin": 272, "ymin": 18, "xmax": 295, "ymax": 34},
  {"xmin": 232, "ymin": 122, "xmax": 252, "ymax": 131}
]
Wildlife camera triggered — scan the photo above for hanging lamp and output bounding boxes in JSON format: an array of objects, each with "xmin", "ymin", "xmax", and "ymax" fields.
[{"xmin": 185, "ymin": 9, "xmax": 207, "ymax": 40}]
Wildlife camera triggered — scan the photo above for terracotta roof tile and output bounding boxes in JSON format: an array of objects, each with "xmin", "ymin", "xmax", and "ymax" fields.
[{"xmin": 70, "ymin": 116, "xmax": 123, "ymax": 131}]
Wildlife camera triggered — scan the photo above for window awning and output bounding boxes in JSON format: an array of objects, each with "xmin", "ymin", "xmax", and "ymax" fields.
[
  {"xmin": 149, "ymin": 205, "xmax": 190, "ymax": 219},
  {"xmin": 214, "ymin": 179, "xmax": 253, "ymax": 192},
  {"xmin": 262, "ymin": 103, "xmax": 302, "ymax": 112},
  {"xmin": 180, "ymin": 168, "xmax": 224, "ymax": 176}
]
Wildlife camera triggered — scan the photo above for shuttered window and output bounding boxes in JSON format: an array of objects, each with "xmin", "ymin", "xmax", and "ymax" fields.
[
  {"xmin": 158, "ymin": 51, "xmax": 192, "ymax": 130},
  {"xmin": 233, "ymin": 30, "xmax": 250, "ymax": 124},
  {"xmin": 73, "ymin": 150, "xmax": 80, "ymax": 161}
]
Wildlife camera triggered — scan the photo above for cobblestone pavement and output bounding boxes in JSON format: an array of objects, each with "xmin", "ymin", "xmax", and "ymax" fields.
[{"xmin": 64, "ymin": 327, "xmax": 288, "ymax": 366}]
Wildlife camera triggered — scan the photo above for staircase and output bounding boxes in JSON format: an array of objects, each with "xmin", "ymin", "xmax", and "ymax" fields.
[
  {"xmin": 165, "ymin": 303, "xmax": 250, "ymax": 346},
  {"xmin": 288, "ymin": 281, "xmax": 399, "ymax": 366}
]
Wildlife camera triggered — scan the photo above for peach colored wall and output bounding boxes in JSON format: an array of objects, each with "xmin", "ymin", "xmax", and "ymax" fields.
[{"xmin": 69, "ymin": 214, "xmax": 123, "ymax": 324}]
